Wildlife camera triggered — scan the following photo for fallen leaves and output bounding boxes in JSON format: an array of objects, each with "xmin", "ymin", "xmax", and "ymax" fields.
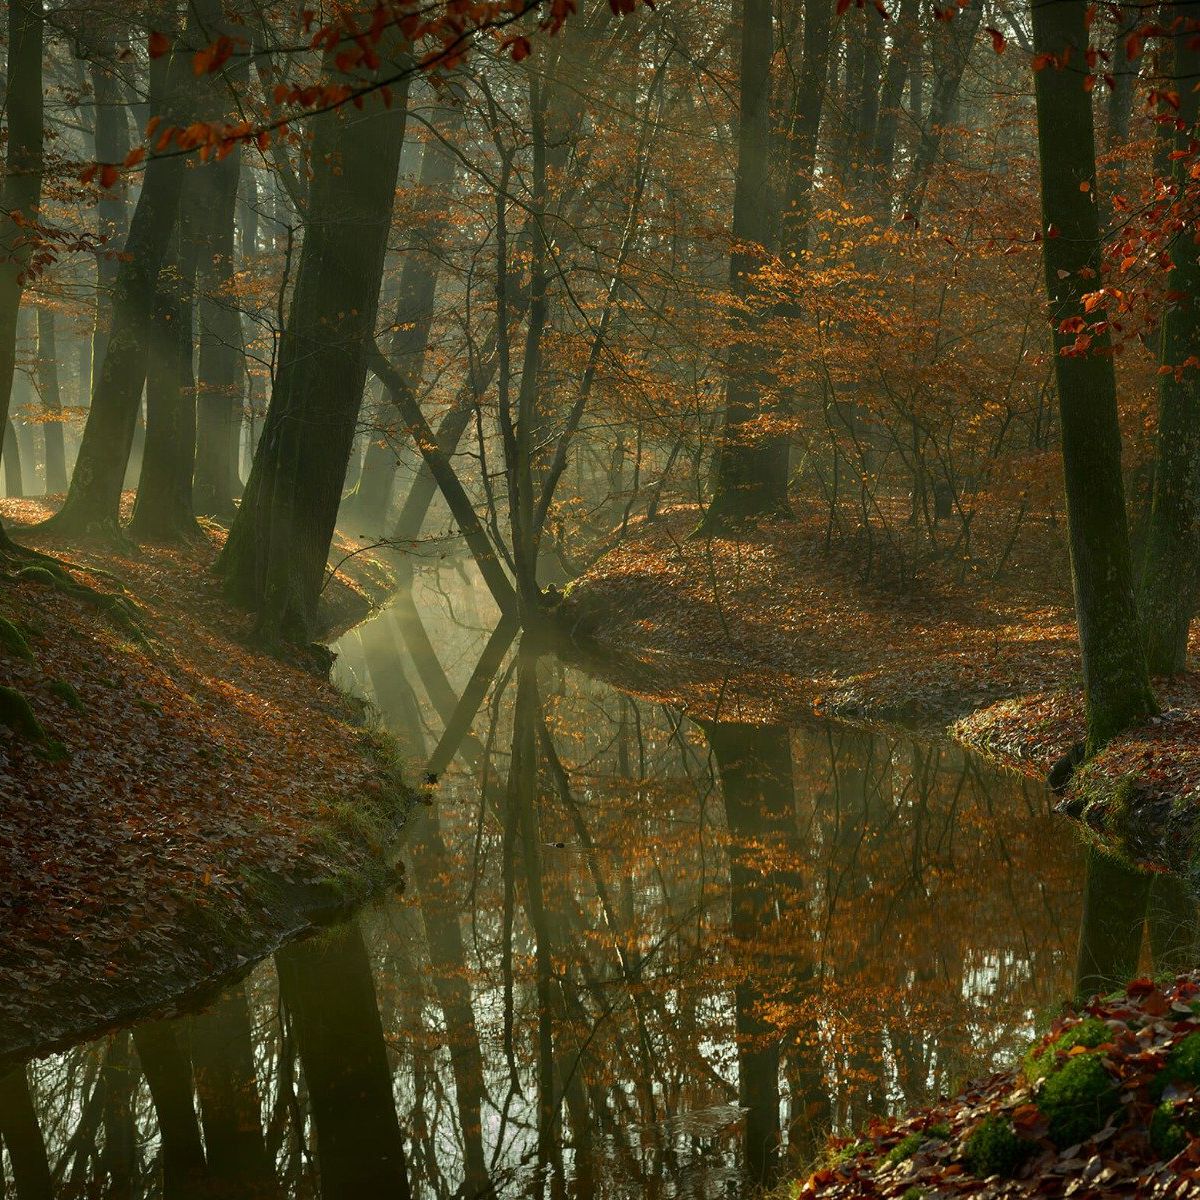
[{"xmin": 0, "ymin": 496, "xmax": 401, "ymax": 1063}]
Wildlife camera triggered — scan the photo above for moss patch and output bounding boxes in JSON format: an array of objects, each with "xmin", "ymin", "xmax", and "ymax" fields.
[
  {"xmin": 1024, "ymin": 1017, "xmax": 1113, "ymax": 1082},
  {"xmin": 961, "ymin": 1115, "xmax": 1030, "ymax": 1179},
  {"xmin": 0, "ymin": 615, "xmax": 34, "ymax": 661},
  {"xmin": 1036, "ymin": 1052, "xmax": 1120, "ymax": 1147}
]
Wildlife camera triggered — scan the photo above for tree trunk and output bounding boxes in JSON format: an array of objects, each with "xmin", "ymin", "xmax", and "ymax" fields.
[
  {"xmin": 275, "ymin": 921, "xmax": 412, "ymax": 1200},
  {"xmin": 1031, "ymin": 0, "xmax": 1156, "ymax": 751},
  {"xmin": 127, "ymin": 228, "xmax": 201, "ymax": 541},
  {"xmin": 0, "ymin": 1067, "xmax": 51, "ymax": 1200},
  {"xmin": 1139, "ymin": 17, "xmax": 1200, "ymax": 675},
  {"xmin": 193, "ymin": 40, "xmax": 248, "ymax": 519},
  {"xmin": 86, "ymin": 54, "xmax": 131, "ymax": 385},
  {"xmin": 707, "ymin": 721, "xmax": 798, "ymax": 1188},
  {"xmin": 215, "ymin": 39, "xmax": 410, "ymax": 645},
  {"xmin": 347, "ymin": 102, "xmax": 464, "ymax": 534},
  {"xmin": 41, "ymin": 38, "xmax": 194, "ymax": 539},
  {"xmin": 132, "ymin": 1020, "xmax": 209, "ymax": 1200},
  {"xmin": 35, "ymin": 308, "xmax": 66, "ymax": 493},
  {"xmin": 0, "ymin": 0, "xmax": 43, "ymax": 483},
  {"xmin": 699, "ymin": 0, "xmax": 789, "ymax": 531},
  {"xmin": 2, "ymin": 419, "xmax": 23, "ymax": 497}
]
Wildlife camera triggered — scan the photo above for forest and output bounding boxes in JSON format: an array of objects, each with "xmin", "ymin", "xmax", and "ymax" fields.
[{"xmin": 2, "ymin": 0, "xmax": 1200, "ymax": 1194}]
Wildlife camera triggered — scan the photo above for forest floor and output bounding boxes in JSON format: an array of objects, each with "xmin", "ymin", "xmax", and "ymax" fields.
[
  {"xmin": 559, "ymin": 503, "xmax": 1200, "ymax": 885},
  {"xmin": 0, "ymin": 495, "xmax": 411, "ymax": 1069},
  {"xmin": 786, "ymin": 973, "xmax": 1200, "ymax": 1198}
]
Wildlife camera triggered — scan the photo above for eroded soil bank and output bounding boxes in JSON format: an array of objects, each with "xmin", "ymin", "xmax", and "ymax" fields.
[
  {"xmin": 558, "ymin": 505, "xmax": 1200, "ymax": 885},
  {"xmin": 0, "ymin": 497, "xmax": 412, "ymax": 1070}
]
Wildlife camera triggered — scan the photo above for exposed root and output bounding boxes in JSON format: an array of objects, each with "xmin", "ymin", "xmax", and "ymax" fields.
[{"xmin": 1, "ymin": 532, "xmax": 152, "ymax": 652}]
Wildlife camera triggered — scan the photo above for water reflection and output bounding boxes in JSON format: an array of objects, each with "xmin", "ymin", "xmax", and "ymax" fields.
[{"xmin": 4, "ymin": 568, "xmax": 1107, "ymax": 1198}]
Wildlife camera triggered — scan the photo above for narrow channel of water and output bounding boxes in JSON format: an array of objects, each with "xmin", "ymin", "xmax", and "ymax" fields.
[{"xmin": 5, "ymin": 566, "xmax": 1084, "ymax": 1198}]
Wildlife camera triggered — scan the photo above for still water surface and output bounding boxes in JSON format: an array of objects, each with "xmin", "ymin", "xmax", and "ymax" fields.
[{"xmin": 6, "ymin": 567, "xmax": 1084, "ymax": 1198}]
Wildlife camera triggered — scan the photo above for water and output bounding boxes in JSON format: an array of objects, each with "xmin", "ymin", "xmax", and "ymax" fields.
[{"xmin": 3, "ymin": 565, "xmax": 1084, "ymax": 1198}]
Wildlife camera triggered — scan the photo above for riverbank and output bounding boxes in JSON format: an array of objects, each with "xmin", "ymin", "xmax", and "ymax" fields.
[
  {"xmin": 0, "ymin": 497, "xmax": 411, "ymax": 1069},
  {"xmin": 788, "ymin": 973, "xmax": 1200, "ymax": 1198},
  {"xmin": 558, "ymin": 505, "xmax": 1200, "ymax": 882}
]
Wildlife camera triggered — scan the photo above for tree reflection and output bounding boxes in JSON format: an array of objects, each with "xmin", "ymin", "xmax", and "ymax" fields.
[{"xmin": 9, "ymin": 586, "xmax": 1091, "ymax": 1199}]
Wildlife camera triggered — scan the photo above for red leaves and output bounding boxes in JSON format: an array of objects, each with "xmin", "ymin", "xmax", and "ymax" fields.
[
  {"xmin": 148, "ymin": 30, "xmax": 171, "ymax": 58},
  {"xmin": 985, "ymin": 25, "xmax": 1006, "ymax": 54}
]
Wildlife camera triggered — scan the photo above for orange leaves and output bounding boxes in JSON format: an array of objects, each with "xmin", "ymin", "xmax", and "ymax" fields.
[{"xmin": 192, "ymin": 34, "xmax": 242, "ymax": 76}]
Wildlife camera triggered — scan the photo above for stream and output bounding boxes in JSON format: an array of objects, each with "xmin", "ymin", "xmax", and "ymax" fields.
[{"xmin": 5, "ymin": 565, "xmax": 1084, "ymax": 1198}]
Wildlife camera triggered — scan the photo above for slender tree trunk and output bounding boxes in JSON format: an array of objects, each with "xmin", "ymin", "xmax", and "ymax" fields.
[
  {"xmin": 706, "ymin": 722, "xmax": 796, "ymax": 1188},
  {"xmin": 86, "ymin": 55, "xmax": 131, "ymax": 385},
  {"xmin": 1139, "ymin": 15, "xmax": 1200, "ymax": 674},
  {"xmin": 193, "ymin": 38, "xmax": 248, "ymax": 519},
  {"xmin": 215, "ymin": 38, "xmax": 410, "ymax": 645},
  {"xmin": 35, "ymin": 308, "xmax": 66, "ymax": 492},
  {"xmin": 2, "ymin": 419, "xmax": 23, "ymax": 497},
  {"xmin": 0, "ymin": 0, "xmax": 43, "ymax": 498},
  {"xmin": 1031, "ymin": 0, "xmax": 1156, "ymax": 751},
  {"xmin": 349, "ymin": 102, "xmax": 464, "ymax": 533},
  {"xmin": 699, "ymin": 0, "xmax": 789, "ymax": 531},
  {"xmin": 41, "ymin": 37, "xmax": 195, "ymax": 539}
]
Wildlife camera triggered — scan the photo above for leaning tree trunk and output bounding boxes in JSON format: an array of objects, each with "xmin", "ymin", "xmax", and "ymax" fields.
[
  {"xmin": 215, "ymin": 40, "xmax": 410, "ymax": 646},
  {"xmin": 1031, "ymin": 0, "xmax": 1156, "ymax": 752},
  {"xmin": 41, "ymin": 32, "xmax": 196, "ymax": 539},
  {"xmin": 1139, "ymin": 14, "xmax": 1200, "ymax": 675},
  {"xmin": 348, "ymin": 99, "xmax": 465, "ymax": 534},
  {"xmin": 698, "ymin": 0, "xmax": 789, "ymax": 532},
  {"xmin": 0, "ymin": 0, "xmax": 43, "ymax": 526},
  {"xmin": 35, "ymin": 308, "xmax": 67, "ymax": 492}
]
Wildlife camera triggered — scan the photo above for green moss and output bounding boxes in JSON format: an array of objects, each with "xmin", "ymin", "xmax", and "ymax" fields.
[
  {"xmin": 961, "ymin": 1115, "xmax": 1029, "ymax": 1178},
  {"xmin": 884, "ymin": 1125, "xmax": 950, "ymax": 1166},
  {"xmin": 1149, "ymin": 1102, "xmax": 1192, "ymax": 1160},
  {"xmin": 0, "ymin": 615, "xmax": 33, "ymax": 661},
  {"xmin": 48, "ymin": 680, "xmax": 86, "ymax": 712},
  {"xmin": 0, "ymin": 685, "xmax": 46, "ymax": 741},
  {"xmin": 1024, "ymin": 1018, "xmax": 1113, "ymax": 1082},
  {"xmin": 824, "ymin": 1140, "xmax": 867, "ymax": 1168},
  {"xmin": 15, "ymin": 563, "xmax": 68, "ymax": 588},
  {"xmin": 901, "ymin": 1190, "xmax": 924, "ymax": 1200},
  {"xmin": 1036, "ymin": 1053, "xmax": 1120, "ymax": 1146},
  {"xmin": 1154, "ymin": 1032, "xmax": 1200, "ymax": 1097}
]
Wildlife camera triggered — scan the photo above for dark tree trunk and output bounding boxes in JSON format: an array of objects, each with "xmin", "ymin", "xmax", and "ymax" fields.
[
  {"xmin": 1139, "ymin": 18, "xmax": 1200, "ymax": 675},
  {"xmin": 191, "ymin": 984, "xmax": 277, "ymax": 1194},
  {"xmin": 42, "ymin": 38, "xmax": 194, "ymax": 539},
  {"xmin": 0, "ymin": 0, "xmax": 43, "ymax": 478},
  {"xmin": 706, "ymin": 722, "xmax": 799, "ymax": 1188},
  {"xmin": 193, "ymin": 45, "xmax": 248, "ymax": 519},
  {"xmin": 1031, "ymin": 0, "xmax": 1156, "ymax": 751},
  {"xmin": 127, "ymin": 229, "xmax": 201, "ymax": 542},
  {"xmin": 35, "ymin": 308, "xmax": 66, "ymax": 493},
  {"xmin": 2, "ymin": 419, "xmax": 23, "ymax": 497},
  {"xmin": 0, "ymin": 1067, "xmax": 52, "ymax": 1200},
  {"xmin": 215, "ymin": 41, "xmax": 410, "ymax": 645},
  {"xmin": 275, "ymin": 921, "xmax": 412, "ymax": 1200},
  {"xmin": 87, "ymin": 55, "xmax": 131, "ymax": 384},
  {"xmin": 699, "ymin": 0, "xmax": 789, "ymax": 531},
  {"xmin": 132, "ymin": 1020, "xmax": 209, "ymax": 1200},
  {"xmin": 1074, "ymin": 849, "xmax": 1151, "ymax": 1001}
]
